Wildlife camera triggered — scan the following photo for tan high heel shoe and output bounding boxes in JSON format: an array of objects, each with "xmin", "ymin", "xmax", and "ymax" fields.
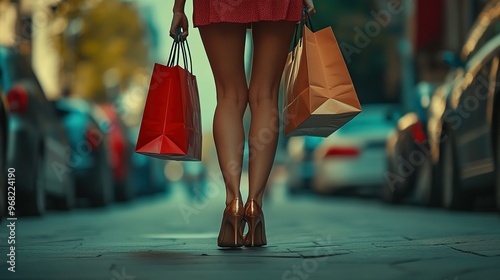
[
  {"xmin": 244, "ymin": 200, "xmax": 267, "ymax": 247},
  {"xmin": 218, "ymin": 198, "xmax": 245, "ymax": 248}
]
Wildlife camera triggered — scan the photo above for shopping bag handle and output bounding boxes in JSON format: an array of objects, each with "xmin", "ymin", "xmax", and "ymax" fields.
[
  {"xmin": 291, "ymin": 7, "xmax": 314, "ymax": 60},
  {"xmin": 167, "ymin": 28, "xmax": 194, "ymax": 74},
  {"xmin": 302, "ymin": 7, "xmax": 314, "ymax": 31}
]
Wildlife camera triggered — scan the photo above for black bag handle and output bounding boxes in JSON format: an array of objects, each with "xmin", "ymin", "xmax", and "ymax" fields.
[
  {"xmin": 167, "ymin": 28, "xmax": 193, "ymax": 74},
  {"xmin": 291, "ymin": 7, "xmax": 314, "ymax": 60}
]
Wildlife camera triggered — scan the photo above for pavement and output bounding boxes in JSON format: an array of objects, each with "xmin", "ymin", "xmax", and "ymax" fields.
[{"xmin": 1, "ymin": 181, "xmax": 500, "ymax": 280}]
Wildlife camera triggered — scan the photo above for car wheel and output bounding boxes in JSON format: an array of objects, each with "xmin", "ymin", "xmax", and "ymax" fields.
[
  {"xmin": 383, "ymin": 160, "xmax": 404, "ymax": 204},
  {"xmin": 52, "ymin": 177, "xmax": 76, "ymax": 211},
  {"xmin": 91, "ymin": 147, "xmax": 114, "ymax": 207},
  {"xmin": 415, "ymin": 156, "xmax": 440, "ymax": 207},
  {"xmin": 115, "ymin": 152, "xmax": 135, "ymax": 201},
  {"xmin": 442, "ymin": 136, "xmax": 473, "ymax": 210},
  {"xmin": 115, "ymin": 180, "xmax": 134, "ymax": 202},
  {"xmin": 20, "ymin": 150, "xmax": 46, "ymax": 216},
  {"xmin": 495, "ymin": 119, "xmax": 500, "ymax": 213},
  {"xmin": 496, "ymin": 177, "xmax": 500, "ymax": 212},
  {"xmin": 151, "ymin": 161, "xmax": 167, "ymax": 194}
]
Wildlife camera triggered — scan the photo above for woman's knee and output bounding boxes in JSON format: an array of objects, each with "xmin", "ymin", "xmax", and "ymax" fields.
[
  {"xmin": 216, "ymin": 84, "xmax": 248, "ymax": 108},
  {"xmin": 248, "ymin": 86, "xmax": 279, "ymax": 109}
]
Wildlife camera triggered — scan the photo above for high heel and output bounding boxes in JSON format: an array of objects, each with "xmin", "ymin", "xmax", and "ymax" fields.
[
  {"xmin": 218, "ymin": 198, "xmax": 245, "ymax": 247},
  {"xmin": 244, "ymin": 200, "xmax": 267, "ymax": 247}
]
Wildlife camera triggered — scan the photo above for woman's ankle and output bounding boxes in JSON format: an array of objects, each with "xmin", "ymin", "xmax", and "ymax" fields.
[
  {"xmin": 245, "ymin": 196, "xmax": 263, "ymax": 208},
  {"xmin": 225, "ymin": 192, "xmax": 242, "ymax": 205}
]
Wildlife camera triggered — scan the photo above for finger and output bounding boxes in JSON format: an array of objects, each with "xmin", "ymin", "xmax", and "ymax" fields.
[
  {"xmin": 306, "ymin": 4, "xmax": 315, "ymax": 13},
  {"xmin": 170, "ymin": 25, "xmax": 177, "ymax": 37},
  {"xmin": 180, "ymin": 20, "xmax": 189, "ymax": 39}
]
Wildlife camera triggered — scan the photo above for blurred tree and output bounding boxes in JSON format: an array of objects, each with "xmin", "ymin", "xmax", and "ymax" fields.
[{"xmin": 52, "ymin": 0, "xmax": 149, "ymax": 102}]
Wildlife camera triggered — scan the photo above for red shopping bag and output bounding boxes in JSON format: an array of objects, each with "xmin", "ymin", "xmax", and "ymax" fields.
[{"xmin": 135, "ymin": 38, "xmax": 202, "ymax": 160}]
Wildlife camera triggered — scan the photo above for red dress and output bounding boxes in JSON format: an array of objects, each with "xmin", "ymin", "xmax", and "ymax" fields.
[{"xmin": 193, "ymin": 0, "xmax": 303, "ymax": 27}]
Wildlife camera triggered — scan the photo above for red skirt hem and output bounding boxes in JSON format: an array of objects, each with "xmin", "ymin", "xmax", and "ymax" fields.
[{"xmin": 193, "ymin": 0, "xmax": 303, "ymax": 28}]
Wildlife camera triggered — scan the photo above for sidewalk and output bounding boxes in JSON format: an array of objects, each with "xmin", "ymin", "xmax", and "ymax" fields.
[{"xmin": 1, "ymin": 183, "xmax": 499, "ymax": 280}]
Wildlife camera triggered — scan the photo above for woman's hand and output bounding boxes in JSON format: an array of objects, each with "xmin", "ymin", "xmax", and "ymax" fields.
[
  {"xmin": 170, "ymin": 11, "xmax": 189, "ymax": 40},
  {"xmin": 303, "ymin": 0, "xmax": 316, "ymax": 16}
]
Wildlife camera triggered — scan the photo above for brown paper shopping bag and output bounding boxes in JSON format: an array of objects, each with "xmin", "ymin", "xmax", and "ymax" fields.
[{"xmin": 282, "ymin": 15, "xmax": 362, "ymax": 137}]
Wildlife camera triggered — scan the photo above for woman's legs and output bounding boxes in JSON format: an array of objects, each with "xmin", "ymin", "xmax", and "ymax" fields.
[
  {"xmin": 247, "ymin": 21, "xmax": 297, "ymax": 206},
  {"xmin": 198, "ymin": 23, "xmax": 248, "ymax": 205}
]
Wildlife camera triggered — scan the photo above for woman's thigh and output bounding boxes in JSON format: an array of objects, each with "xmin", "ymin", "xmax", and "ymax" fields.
[
  {"xmin": 198, "ymin": 23, "xmax": 248, "ymax": 98},
  {"xmin": 249, "ymin": 21, "xmax": 297, "ymax": 98}
]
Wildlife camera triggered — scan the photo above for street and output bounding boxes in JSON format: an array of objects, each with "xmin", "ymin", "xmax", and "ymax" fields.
[
  {"xmin": 1, "ymin": 182, "xmax": 499, "ymax": 280},
  {"xmin": 1, "ymin": 1, "xmax": 500, "ymax": 280}
]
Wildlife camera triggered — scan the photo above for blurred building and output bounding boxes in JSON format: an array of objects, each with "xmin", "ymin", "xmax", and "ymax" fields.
[
  {"xmin": 0, "ymin": 0, "xmax": 17, "ymax": 48},
  {"xmin": 6, "ymin": 0, "xmax": 65, "ymax": 99},
  {"xmin": 411, "ymin": 0, "xmax": 490, "ymax": 83},
  {"xmin": 442, "ymin": 0, "xmax": 491, "ymax": 52},
  {"xmin": 400, "ymin": 0, "xmax": 490, "ymax": 111}
]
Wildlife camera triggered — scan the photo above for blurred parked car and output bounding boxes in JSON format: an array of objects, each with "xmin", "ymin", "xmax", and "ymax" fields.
[
  {"xmin": 383, "ymin": 82, "xmax": 440, "ymax": 205},
  {"xmin": 53, "ymin": 98, "xmax": 114, "ymax": 207},
  {"xmin": 0, "ymin": 47, "xmax": 75, "ymax": 215},
  {"xmin": 0, "ymin": 94, "xmax": 8, "ymax": 219},
  {"xmin": 435, "ymin": 2, "xmax": 500, "ymax": 210},
  {"xmin": 127, "ymin": 126, "xmax": 168, "ymax": 196},
  {"xmin": 312, "ymin": 104, "xmax": 399, "ymax": 195},
  {"xmin": 130, "ymin": 152, "xmax": 168, "ymax": 196},
  {"xmin": 183, "ymin": 161, "xmax": 207, "ymax": 197},
  {"xmin": 96, "ymin": 103, "xmax": 135, "ymax": 201},
  {"xmin": 286, "ymin": 136, "xmax": 323, "ymax": 193},
  {"xmin": 415, "ymin": 73, "xmax": 464, "ymax": 209}
]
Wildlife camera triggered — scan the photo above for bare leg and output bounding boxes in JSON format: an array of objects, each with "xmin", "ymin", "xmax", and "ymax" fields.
[
  {"xmin": 198, "ymin": 23, "xmax": 248, "ymax": 205},
  {"xmin": 247, "ymin": 21, "xmax": 297, "ymax": 206}
]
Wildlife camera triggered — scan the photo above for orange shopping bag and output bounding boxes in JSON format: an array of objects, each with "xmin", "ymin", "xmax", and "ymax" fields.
[{"xmin": 282, "ymin": 9, "xmax": 362, "ymax": 137}]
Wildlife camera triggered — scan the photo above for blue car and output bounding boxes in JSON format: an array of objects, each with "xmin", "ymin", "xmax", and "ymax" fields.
[{"xmin": 53, "ymin": 98, "xmax": 115, "ymax": 207}]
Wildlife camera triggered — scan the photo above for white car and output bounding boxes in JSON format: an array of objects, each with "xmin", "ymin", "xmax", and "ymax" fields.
[{"xmin": 312, "ymin": 104, "xmax": 399, "ymax": 195}]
